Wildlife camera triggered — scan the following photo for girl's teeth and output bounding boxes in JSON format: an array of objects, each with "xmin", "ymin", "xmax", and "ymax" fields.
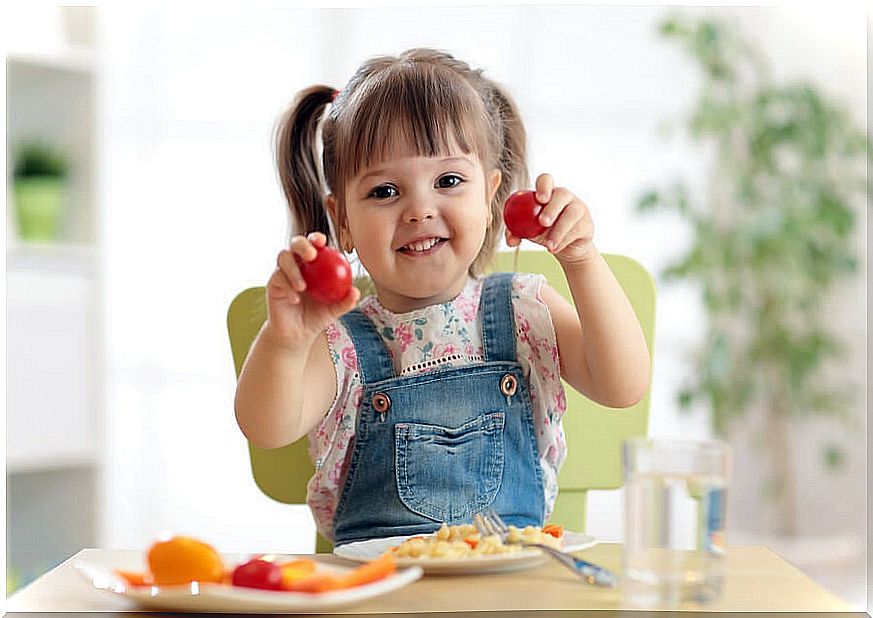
[{"xmin": 406, "ymin": 238, "xmax": 439, "ymax": 252}]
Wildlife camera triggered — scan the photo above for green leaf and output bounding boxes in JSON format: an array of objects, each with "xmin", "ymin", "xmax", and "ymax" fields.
[
  {"xmin": 636, "ymin": 190, "xmax": 661, "ymax": 212},
  {"xmin": 13, "ymin": 142, "xmax": 69, "ymax": 179},
  {"xmin": 677, "ymin": 389, "xmax": 695, "ymax": 410},
  {"xmin": 821, "ymin": 444, "xmax": 846, "ymax": 471}
]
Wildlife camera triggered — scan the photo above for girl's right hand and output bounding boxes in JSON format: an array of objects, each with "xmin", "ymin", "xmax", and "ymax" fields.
[{"xmin": 265, "ymin": 232, "xmax": 360, "ymax": 350}]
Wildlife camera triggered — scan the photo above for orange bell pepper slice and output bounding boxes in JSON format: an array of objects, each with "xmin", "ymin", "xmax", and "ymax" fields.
[
  {"xmin": 281, "ymin": 553, "xmax": 396, "ymax": 593},
  {"xmin": 115, "ymin": 569, "xmax": 153, "ymax": 588},
  {"xmin": 279, "ymin": 559, "xmax": 318, "ymax": 587},
  {"xmin": 282, "ymin": 572, "xmax": 344, "ymax": 593},
  {"xmin": 543, "ymin": 523, "xmax": 564, "ymax": 538}
]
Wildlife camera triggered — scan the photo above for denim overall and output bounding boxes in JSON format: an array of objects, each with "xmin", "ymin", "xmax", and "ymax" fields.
[{"xmin": 332, "ymin": 272, "xmax": 545, "ymax": 545}]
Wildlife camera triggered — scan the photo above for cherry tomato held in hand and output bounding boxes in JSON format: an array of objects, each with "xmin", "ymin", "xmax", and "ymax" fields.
[
  {"xmin": 503, "ymin": 190, "xmax": 546, "ymax": 239},
  {"xmin": 231, "ymin": 558, "xmax": 284, "ymax": 591},
  {"xmin": 295, "ymin": 244, "xmax": 353, "ymax": 304}
]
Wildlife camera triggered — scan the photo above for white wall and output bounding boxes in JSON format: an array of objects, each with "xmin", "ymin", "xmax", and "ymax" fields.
[{"xmin": 98, "ymin": 5, "xmax": 866, "ymax": 553}]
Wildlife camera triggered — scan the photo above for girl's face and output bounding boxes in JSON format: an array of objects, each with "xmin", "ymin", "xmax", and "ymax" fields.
[{"xmin": 331, "ymin": 141, "xmax": 501, "ymax": 313}]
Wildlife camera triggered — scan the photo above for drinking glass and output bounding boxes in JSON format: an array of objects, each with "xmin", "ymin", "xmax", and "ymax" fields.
[{"xmin": 622, "ymin": 438, "xmax": 730, "ymax": 607}]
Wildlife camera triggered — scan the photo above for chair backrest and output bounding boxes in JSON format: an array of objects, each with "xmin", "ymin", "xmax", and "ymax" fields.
[
  {"xmin": 227, "ymin": 250, "xmax": 655, "ymax": 542},
  {"xmin": 227, "ymin": 286, "xmax": 332, "ymax": 552},
  {"xmin": 490, "ymin": 251, "xmax": 656, "ymax": 530}
]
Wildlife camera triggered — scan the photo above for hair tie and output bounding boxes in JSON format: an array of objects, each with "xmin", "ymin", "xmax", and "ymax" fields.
[{"xmin": 331, "ymin": 89, "xmax": 340, "ymax": 102}]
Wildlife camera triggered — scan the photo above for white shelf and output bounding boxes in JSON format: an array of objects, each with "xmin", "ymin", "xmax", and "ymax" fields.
[
  {"xmin": 7, "ymin": 451, "xmax": 100, "ymax": 475},
  {"xmin": 7, "ymin": 47, "xmax": 99, "ymax": 74},
  {"xmin": 6, "ymin": 240, "xmax": 99, "ymax": 275},
  {"xmin": 6, "ymin": 7, "xmax": 104, "ymax": 592}
]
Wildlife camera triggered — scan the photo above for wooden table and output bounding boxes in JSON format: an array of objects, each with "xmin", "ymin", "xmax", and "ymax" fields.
[{"xmin": 5, "ymin": 543, "xmax": 856, "ymax": 615}]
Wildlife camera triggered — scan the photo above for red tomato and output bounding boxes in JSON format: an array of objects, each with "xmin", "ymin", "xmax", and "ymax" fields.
[
  {"xmin": 231, "ymin": 558, "xmax": 284, "ymax": 591},
  {"xmin": 503, "ymin": 190, "xmax": 546, "ymax": 239},
  {"xmin": 296, "ymin": 244, "xmax": 353, "ymax": 304}
]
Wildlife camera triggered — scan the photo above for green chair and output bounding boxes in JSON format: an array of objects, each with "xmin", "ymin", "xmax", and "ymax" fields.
[
  {"xmin": 227, "ymin": 250, "xmax": 655, "ymax": 551},
  {"xmin": 492, "ymin": 250, "xmax": 656, "ymax": 531}
]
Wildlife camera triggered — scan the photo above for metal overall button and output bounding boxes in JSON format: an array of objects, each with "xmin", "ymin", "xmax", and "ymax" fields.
[
  {"xmin": 500, "ymin": 374, "xmax": 517, "ymax": 405},
  {"xmin": 372, "ymin": 392, "xmax": 391, "ymax": 420}
]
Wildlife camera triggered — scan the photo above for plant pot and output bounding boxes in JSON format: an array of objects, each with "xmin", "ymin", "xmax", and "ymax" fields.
[{"xmin": 13, "ymin": 177, "xmax": 66, "ymax": 242}]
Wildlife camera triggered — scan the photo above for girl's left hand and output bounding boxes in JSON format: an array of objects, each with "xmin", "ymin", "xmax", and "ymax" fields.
[{"xmin": 505, "ymin": 173, "xmax": 595, "ymax": 268}]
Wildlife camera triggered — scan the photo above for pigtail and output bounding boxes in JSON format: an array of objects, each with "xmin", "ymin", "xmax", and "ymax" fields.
[
  {"xmin": 487, "ymin": 80, "xmax": 529, "ymax": 205},
  {"xmin": 471, "ymin": 79, "xmax": 530, "ymax": 276},
  {"xmin": 274, "ymin": 85, "xmax": 336, "ymax": 242}
]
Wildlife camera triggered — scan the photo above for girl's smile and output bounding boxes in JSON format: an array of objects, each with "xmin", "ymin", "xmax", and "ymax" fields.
[{"xmin": 396, "ymin": 236, "xmax": 448, "ymax": 256}]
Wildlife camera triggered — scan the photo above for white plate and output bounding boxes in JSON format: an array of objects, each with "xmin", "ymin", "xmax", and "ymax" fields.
[
  {"xmin": 75, "ymin": 560, "xmax": 423, "ymax": 613},
  {"xmin": 334, "ymin": 530, "xmax": 597, "ymax": 575}
]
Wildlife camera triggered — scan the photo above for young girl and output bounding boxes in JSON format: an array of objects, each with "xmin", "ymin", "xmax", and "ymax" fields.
[{"xmin": 235, "ymin": 48, "xmax": 650, "ymax": 546}]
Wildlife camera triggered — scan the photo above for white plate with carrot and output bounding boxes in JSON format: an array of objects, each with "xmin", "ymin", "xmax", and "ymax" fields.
[{"xmin": 76, "ymin": 535, "xmax": 421, "ymax": 613}]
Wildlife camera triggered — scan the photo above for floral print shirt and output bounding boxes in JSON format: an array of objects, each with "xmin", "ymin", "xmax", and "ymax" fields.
[{"xmin": 306, "ymin": 273, "xmax": 568, "ymax": 541}]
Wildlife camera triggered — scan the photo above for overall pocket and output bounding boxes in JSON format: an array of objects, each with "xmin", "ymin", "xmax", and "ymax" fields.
[{"xmin": 394, "ymin": 412, "xmax": 505, "ymax": 522}]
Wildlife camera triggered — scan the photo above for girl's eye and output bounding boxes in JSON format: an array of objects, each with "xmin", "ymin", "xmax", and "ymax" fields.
[
  {"xmin": 369, "ymin": 185, "xmax": 398, "ymax": 200},
  {"xmin": 436, "ymin": 174, "xmax": 464, "ymax": 189}
]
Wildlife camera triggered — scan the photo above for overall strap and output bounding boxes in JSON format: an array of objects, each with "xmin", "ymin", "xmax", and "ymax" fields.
[
  {"xmin": 479, "ymin": 272, "xmax": 518, "ymax": 363},
  {"xmin": 338, "ymin": 309, "xmax": 395, "ymax": 384}
]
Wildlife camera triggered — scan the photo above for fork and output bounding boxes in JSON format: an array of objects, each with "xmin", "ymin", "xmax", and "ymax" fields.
[{"xmin": 473, "ymin": 510, "xmax": 618, "ymax": 588}]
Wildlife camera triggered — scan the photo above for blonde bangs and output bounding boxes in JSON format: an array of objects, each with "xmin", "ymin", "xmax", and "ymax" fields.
[{"xmin": 334, "ymin": 63, "xmax": 493, "ymax": 185}]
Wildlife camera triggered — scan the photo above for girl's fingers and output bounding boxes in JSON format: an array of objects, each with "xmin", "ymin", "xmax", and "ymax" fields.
[
  {"xmin": 553, "ymin": 218, "xmax": 593, "ymax": 255},
  {"xmin": 335, "ymin": 286, "xmax": 361, "ymax": 316},
  {"xmin": 535, "ymin": 173, "xmax": 554, "ymax": 204},
  {"xmin": 277, "ymin": 247, "xmax": 307, "ymax": 292},
  {"xmin": 267, "ymin": 267, "xmax": 301, "ymax": 304},
  {"xmin": 555, "ymin": 208, "xmax": 595, "ymax": 254},
  {"xmin": 537, "ymin": 187, "xmax": 574, "ymax": 228},
  {"xmin": 287, "ymin": 236, "xmax": 320, "ymax": 293},
  {"xmin": 289, "ymin": 236, "xmax": 318, "ymax": 262},
  {"xmin": 307, "ymin": 231, "xmax": 327, "ymax": 247},
  {"xmin": 546, "ymin": 202, "xmax": 586, "ymax": 253}
]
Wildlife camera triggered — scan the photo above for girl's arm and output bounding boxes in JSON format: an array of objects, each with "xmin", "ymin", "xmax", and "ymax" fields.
[
  {"xmin": 235, "ymin": 327, "xmax": 337, "ymax": 449},
  {"xmin": 507, "ymin": 174, "xmax": 650, "ymax": 409},
  {"xmin": 234, "ymin": 232, "xmax": 359, "ymax": 448},
  {"xmin": 540, "ymin": 250, "xmax": 650, "ymax": 408}
]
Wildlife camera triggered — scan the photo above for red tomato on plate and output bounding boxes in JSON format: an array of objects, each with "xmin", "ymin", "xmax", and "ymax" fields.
[
  {"xmin": 503, "ymin": 190, "xmax": 546, "ymax": 239},
  {"xmin": 296, "ymin": 244, "xmax": 353, "ymax": 304},
  {"xmin": 231, "ymin": 558, "xmax": 284, "ymax": 591}
]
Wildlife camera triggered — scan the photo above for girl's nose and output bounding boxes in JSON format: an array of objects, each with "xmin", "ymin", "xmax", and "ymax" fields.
[{"xmin": 402, "ymin": 201, "xmax": 436, "ymax": 224}]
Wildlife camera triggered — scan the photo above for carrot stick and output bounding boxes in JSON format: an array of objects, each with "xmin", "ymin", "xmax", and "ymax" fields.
[{"xmin": 336, "ymin": 552, "xmax": 396, "ymax": 588}]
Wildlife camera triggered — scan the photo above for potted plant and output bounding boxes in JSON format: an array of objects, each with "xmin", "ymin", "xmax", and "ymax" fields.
[
  {"xmin": 12, "ymin": 142, "xmax": 69, "ymax": 242},
  {"xmin": 636, "ymin": 14, "xmax": 868, "ymax": 539}
]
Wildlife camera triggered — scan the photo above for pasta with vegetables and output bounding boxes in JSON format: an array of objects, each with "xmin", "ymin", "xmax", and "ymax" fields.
[{"xmin": 391, "ymin": 523, "xmax": 564, "ymax": 559}]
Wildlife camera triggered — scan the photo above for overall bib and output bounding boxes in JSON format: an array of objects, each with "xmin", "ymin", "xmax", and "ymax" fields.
[{"xmin": 332, "ymin": 273, "xmax": 546, "ymax": 546}]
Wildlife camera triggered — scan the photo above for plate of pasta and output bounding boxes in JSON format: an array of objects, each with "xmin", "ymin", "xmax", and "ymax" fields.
[{"xmin": 333, "ymin": 523, "xmax": 596, "ymax": 574}]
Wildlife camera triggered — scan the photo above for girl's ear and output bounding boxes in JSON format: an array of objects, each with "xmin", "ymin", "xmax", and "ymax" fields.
[
  {"xmin": 325, "ymin": 193, "xmax": 339, "ymax": 220},
  {"xmin": 326, "ymin": 194, "xmax": 354, "ymax": 253},
  {"xmin": 486, "ymin": 168, "xmax": 503, "ymax": 225},
  {"xmin": 488, "ymin": 168, "xmax": 502, "ymax": 205}
]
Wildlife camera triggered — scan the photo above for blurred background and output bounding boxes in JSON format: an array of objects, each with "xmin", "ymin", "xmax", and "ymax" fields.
[{"xmin": 4, "ymin": 3, "xmax": 867, "ymax": 609}]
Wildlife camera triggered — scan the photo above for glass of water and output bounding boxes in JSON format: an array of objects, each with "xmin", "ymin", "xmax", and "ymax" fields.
[{"xmin": 621, "ymin": 438, "xmax": 730, "ymax": 607}]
